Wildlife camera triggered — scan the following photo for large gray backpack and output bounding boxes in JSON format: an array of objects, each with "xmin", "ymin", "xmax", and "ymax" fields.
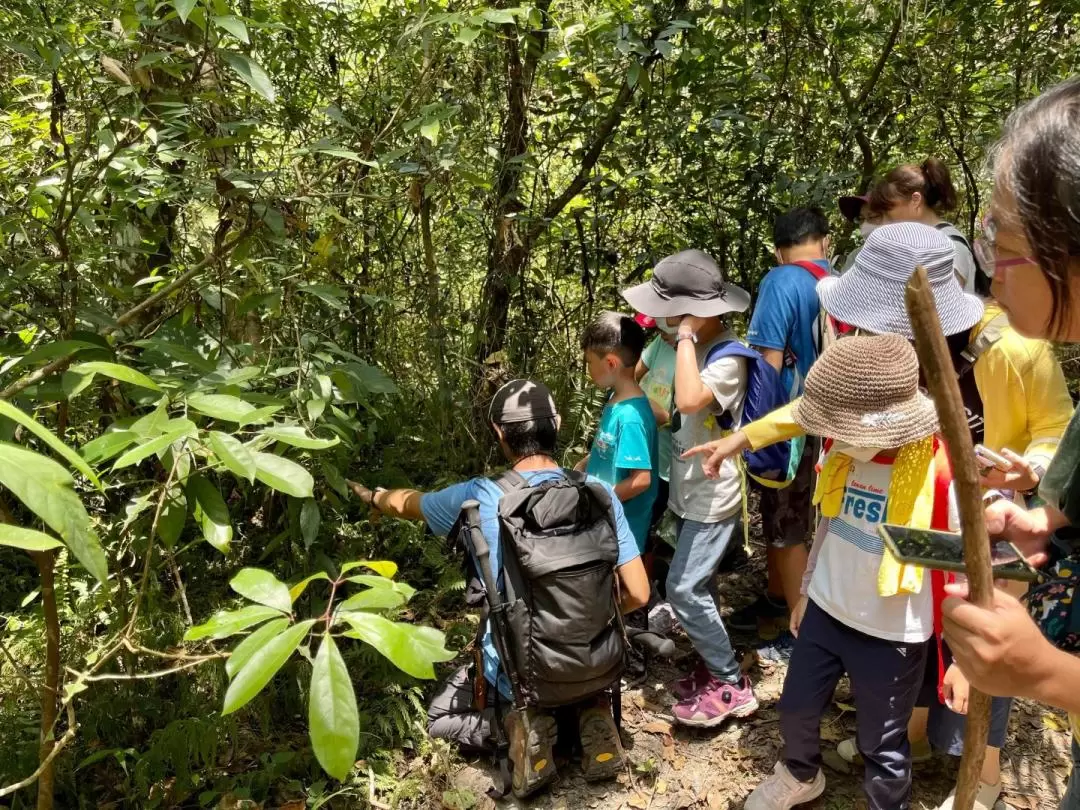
[{"xmin": 465, "ymin": 470, "xmax": 626, "ymax": 709}]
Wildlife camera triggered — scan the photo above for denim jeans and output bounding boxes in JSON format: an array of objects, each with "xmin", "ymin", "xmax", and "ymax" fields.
[
  {"xmin": 666, "ymin": 515, "xmax": 741, "ymax": 684},
  {"xmin": 1063, "ymin": 738, "xmax": 1080, "ymax": 810}
]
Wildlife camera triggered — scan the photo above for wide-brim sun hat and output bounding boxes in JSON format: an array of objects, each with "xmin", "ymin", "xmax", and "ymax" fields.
[
  {"xmin": 791, "ymin": 333, "xmax": 939, "ymax": 449},
  {"xmin": 622, "ymin": 249, "xmax": 750, "ymax": 318},
  {"xmin": 817, "ymin": 222, "xmax": 984, "ymax": 339}
]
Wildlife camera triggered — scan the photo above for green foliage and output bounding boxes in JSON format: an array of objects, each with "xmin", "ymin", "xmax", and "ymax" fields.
[{"xmin": 0, "ymin": 0, "xmax": 1077, "ymax": 802}]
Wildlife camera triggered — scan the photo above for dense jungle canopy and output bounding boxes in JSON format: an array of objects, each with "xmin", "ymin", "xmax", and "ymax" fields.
[{"xmin": 1, "ymin": 0, "xmax": 1080, "ymax": 806}]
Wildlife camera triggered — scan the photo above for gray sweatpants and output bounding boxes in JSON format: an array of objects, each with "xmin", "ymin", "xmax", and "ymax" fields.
[
  {"xmin": 780, "ymin": 600, "xmax": 927, "ymax": 810},
  {"xmin": 427, "ymin": 665, "xmax": 499, "ymax": 752}
]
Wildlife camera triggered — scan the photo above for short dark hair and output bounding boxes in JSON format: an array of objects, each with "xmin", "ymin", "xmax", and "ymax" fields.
[
  {"xmin": 869, "ymin": 157, "xmax": 959, "ymax": 217},
  {"xmin": 996, "ymin": 77, "xmax": 1080, "ymax": 339},
  {"xmin": 773, "ymin": 207, "xmax": 830, "ymax": 248},
  {"xmin": 499, "ymin": 417, "xmax": 559, "ymax": 459},
  {"xmin": 580, "ymin": 311, "xmax": 645, "ymax": 367}
]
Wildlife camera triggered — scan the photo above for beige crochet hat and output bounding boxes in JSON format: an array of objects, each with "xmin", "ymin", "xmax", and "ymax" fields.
[{"xmin": 791, "ymin": 334, "xmax": 939, "ymax": 449}]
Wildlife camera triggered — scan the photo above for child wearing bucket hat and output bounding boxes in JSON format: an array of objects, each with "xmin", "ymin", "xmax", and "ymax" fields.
[
  {"xmin": 745, "ymin": 334, "xmax": 958, "ymax": 810},
  {"xmin": 621, "ymin": 249, "xmax": 759, "ymax": 728}
]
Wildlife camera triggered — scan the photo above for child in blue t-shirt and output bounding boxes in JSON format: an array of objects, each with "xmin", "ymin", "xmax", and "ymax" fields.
[{"xmin": 577, "ymin": 311, "xmax": 659, "ymax": 551}]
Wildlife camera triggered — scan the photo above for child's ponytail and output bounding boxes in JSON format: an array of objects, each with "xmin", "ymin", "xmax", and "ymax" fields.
[{"xmin": 920, "ymin": 157, "xmax": 959, "ymax": 211}]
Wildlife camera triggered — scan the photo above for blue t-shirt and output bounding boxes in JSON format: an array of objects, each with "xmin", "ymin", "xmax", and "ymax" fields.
[
  {"xmin": 420, "ymin": 469, "xmax": 640, "ymax": 698},
  {"xmin": 745, "ymin": 260, "xmax": 828, "ymax": 399},
  {"xmin": 586, "ymin": 396, "xmax": 658, "ymax": 551}
]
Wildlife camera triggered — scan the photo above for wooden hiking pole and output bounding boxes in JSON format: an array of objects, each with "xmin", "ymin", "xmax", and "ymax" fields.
[{"xmin": 905, "ymin": 266, "xmax": 994, "ymax": 810}]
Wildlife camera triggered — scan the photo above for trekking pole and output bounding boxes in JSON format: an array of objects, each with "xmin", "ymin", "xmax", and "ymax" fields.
[
  {"xmin": 905, "ymin": 266, "xmax": 994, "ymax": 810},
  {"xmin": 461, "ymin": 500, "xmax": 526, "ymax": 710}
]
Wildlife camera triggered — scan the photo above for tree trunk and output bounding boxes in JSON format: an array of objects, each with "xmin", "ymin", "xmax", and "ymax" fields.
[{"xmin": 33, "ymin": 550, "xmax": 60, "ymax": 810}]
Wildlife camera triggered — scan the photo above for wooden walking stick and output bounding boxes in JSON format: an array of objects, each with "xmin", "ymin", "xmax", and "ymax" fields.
[{"xmin": 905, "ymin": 266, "xmax": 994, "ymax": 810}]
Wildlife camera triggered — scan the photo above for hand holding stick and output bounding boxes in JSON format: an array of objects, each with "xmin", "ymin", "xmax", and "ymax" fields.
[{"xmin": 905, "ymin": 266, "xmax": 994, "ymax": 810}]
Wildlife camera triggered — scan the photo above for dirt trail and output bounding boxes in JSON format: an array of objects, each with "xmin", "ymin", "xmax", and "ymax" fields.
[{"xmin": 446, "ymin": 549, "xmax": 1074, "ymax": 810}]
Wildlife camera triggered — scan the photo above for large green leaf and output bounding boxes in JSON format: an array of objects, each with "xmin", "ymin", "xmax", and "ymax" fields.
[
  {"xmin": 187, "ymin": 475, "xmax": 232, "ymax": 553},
  {"xmin": 345, "ymin": 574, "xmax": 416, "ymax": 604},
  {"xmin": 237, "ymin": 405, "xmax": 282, "ymax": 427},
  {"xmin": 222, "ymin": 52, "xmax": 276, "ymax": 102},
  {"xmin": 113, "ymin": 421, "xmax": 196, "ymax": 469},
  {"xmin": 81, "ymin": 430, "xmax": 137, "ymax": 465},
  {"xmin": 261, "ymin": 425, "xmax": 339, "ymax": 450},
  {"xmin": 339, "ymin": 612, "xmax": 454, "ymax": 679},
  {"xmin": 213, "ymin": 14, "xmax": 249, "ymax": 43},
  {"xmin": 188, "ymin": 394, "xmax": 256, "ymax": 422},
  {"xmin": 336, "ymin": 585, "xmax": 408, "ymax": 612},
  {"xmin": 208, "ymin": 431, "xmax": 255, "ymax": 483},
  {"xmin": 0, "ymin": 400, "xmax": 102, "ymax": 490},
  {"xmin": 309, "ymin": 635, "xmax": 359, "ymax": 780},
  {"xmin": 157, "ymin": 488, "xmax": 187, "ymax": 549},
  {"xmin": 222, "ymin": 619, "xmax": 314, "ymax": 715},
  {"xmin": 0, "ymin": 525, "xmax": 64, "ymax": 552},
  {"xmin": 229, "ymin": 567, "xmax": 291, "ymax": 613},
  {"xmin": 70, "ymin": 361, "xmax": 161, "ymax": 392},
  {"xmin": 174, "ymin": 0, "xmax": 197, "ymax": 23},
  {"xmin": 0, "ymin": 443, "xmax": 107, "ymax": 583},
  {"xmin": 185, "ymin": 605, "xmax": 281, "ymax": 641},
  {"xmin": 300, "ymin": 499, "xmax": 320, "ymax": 550},
  {"xmin": 340, "ymin": 560, "xmax": 398, "ymax": 578},
  {"xmin": 252, "ymin": 452, "xmax": 314, "ymax": 498},
  {"xmin": 226, "ymin": 617, "xmax": 289, "ymax": 678},
  {"xmin": 288, "ymin": 571, "xmax": 329, "ymax": 602}
]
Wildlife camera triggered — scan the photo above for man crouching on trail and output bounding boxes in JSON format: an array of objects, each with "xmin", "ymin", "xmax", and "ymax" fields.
[{"xmin": 349, "ymin": 379, "xmax": 649, "ymax": 798}]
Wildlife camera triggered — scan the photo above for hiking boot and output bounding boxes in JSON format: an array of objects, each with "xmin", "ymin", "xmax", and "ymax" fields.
[
  {"xmin": 836, "ymin": 735, "xmax": 932, "ymax": 766},
  {"xmin": 672, "ymin": 674, "xmax": 758, "ymax": 728},
  {"xmin": 935, "ymin": 780, "xmax": 1002, "ymax": 810},
  {"xmin": 744, "ymin": 762, "xmax": 825, "ymax": 810},
  {"xmin": 671, "ymin": 659, "xmax": 712, "ymax": 700},
  {"xmin": 505, "ymin": 708, "xmax": 557, "ymax": 798},
  {"xmin": 578, "ymin": 704, "xmax": 625, "ymax": 782},
  {"xmin": 727, "ymin": 593, "xmax": 788, "ymax": 633}
]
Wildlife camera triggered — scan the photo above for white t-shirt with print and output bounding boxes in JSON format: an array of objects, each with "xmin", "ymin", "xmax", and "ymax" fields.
[
  {"xmin": 808, "ymin": 454, "xmax": 957, "ymax": 644},
  {"xmin": 668, "ymin": 330, "xmax": 747, "ymax": 523}
]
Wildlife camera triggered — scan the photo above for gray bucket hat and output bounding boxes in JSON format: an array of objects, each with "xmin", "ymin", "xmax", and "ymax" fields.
[
  {"xmin": 621, "ymin": 249, "xmax": 750, "ymax": 318},
  {"xmin": 817, "ymin": 222, "xmax": 984, "ymax": 340}
]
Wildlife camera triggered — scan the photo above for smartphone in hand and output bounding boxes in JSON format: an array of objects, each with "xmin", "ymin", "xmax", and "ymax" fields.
[
  {"xmin": 974, "ymin": 444, "xmax": 1011, "ymax": 472},
  {"xmin": 877, "ymin": 524, "xmax": 1039, "ymax": 582}
]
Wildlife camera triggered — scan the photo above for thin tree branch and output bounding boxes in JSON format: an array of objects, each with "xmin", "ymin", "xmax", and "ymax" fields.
[{"xmin": 0, "ymin": 701, "xmax": 76, "ymax": 799}]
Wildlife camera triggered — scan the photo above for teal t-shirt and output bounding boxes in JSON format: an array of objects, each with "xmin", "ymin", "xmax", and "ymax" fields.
[
  {"xmin": 640, "ymin": 336, "xmax": 676, "ymax": 481},
  {"xmin": 586, "ymin": 395, "xmax": 659, "ymax": 551}
]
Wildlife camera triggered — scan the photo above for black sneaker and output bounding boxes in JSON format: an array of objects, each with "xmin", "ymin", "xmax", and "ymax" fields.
[
  {"xmin": 727, "ymin": 594, "xmax": 788, "ymax": 633},
  {"xmin": 578, "ymin": 704, "xmax": 625, "ymax": 781},
  {"xmin": 505, "ymin": 708, "xmax": 558, "ymax": 798}
]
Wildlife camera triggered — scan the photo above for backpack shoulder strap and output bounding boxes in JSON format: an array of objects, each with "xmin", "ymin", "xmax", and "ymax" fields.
[
  {"xmin": 704, "ymin": 339, "xmax": 756, "ymax": 368},
  {"xmin": 491, "ymin": 469, "xmax": 528, "ymax": 494},
  {"xmin": 935, "ymin": 221, "xmax": 974, "ymax": 251},
  {"xmin": 959, "ymin": 312, "xmax": 1009, "ymax": 377},
  {"xmin": 791, "ymin": 259, "xmax": 830, "ymax": 281}
]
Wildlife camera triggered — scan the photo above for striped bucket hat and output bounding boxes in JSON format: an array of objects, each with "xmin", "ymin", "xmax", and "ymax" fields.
[{"xmin": 818, "ymin": 222, "xmax": 984, "ymax": 339}]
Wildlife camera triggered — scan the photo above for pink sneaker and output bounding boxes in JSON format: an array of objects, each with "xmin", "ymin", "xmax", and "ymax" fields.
[
  {"xmin": 672, "ymin": 675, "xmax": 758, "ymax": 728},
  {"xmin": 671, "ymin": 660, "xmax": 712, "ymax": 700}
]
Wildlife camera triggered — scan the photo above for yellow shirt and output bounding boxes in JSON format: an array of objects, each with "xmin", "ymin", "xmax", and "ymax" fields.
[{"xmin": 742, "ymin": 306, "xmax": 1073, "ymax": 470}]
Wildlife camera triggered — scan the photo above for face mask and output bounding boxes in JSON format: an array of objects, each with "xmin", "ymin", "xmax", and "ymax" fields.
[
  {"xmin": 831, "ymin": 441, "xmax": 884, "ymax": 463},
  {"xmin": 859, "ymin": 221, "xmax": 878, "ymax": 240},
  {"xmin": 656, "ymin": 320, "xmax": 680, "ymax": 335}
]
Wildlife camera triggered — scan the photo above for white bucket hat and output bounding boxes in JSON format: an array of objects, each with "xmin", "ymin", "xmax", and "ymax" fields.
[{"xmin": 818, "ymin": 222, "xmax": 984, "ymax": 339}]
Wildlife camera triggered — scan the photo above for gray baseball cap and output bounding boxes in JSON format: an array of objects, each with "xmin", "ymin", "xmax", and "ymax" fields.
[
  {"xmin": 488, "ymin": 379, "xmax": 558, "ymax": 425},
  {"xmin": 621, "ymin": 249, "xmax": 750, "ymax": 318}
]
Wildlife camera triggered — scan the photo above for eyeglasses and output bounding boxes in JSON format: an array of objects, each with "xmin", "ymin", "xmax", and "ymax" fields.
[{"xmin": 973, "ymin": 214, "xmax": 1038, "ymax": 279}]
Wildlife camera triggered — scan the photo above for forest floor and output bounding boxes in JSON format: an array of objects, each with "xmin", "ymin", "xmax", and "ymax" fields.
[{"xmin": 441, "ymin": 538, "xmax": 1075, "ymax": 810}]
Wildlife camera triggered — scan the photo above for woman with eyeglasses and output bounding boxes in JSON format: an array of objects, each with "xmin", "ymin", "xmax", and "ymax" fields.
[{"xmin": 940, "ymin": 76, "xmax": 1080, "ymax": 810}]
